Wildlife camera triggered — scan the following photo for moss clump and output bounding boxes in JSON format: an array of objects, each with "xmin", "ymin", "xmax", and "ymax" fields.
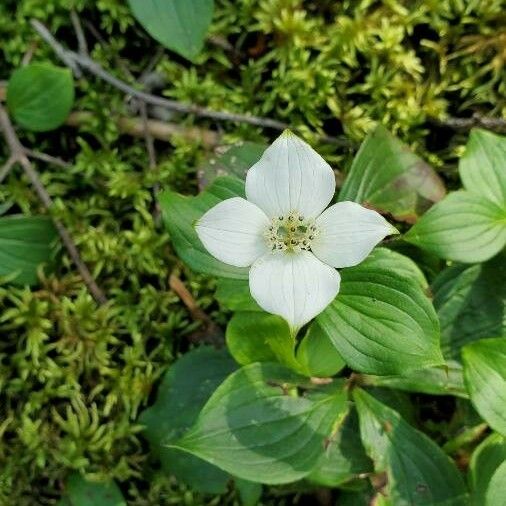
[{"xmin": 1, "ymin": 0, "xmax": 505, "ymax": 503}]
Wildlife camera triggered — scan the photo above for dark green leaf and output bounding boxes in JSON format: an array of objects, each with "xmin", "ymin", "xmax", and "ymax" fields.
[
  {"xmin": 404, "ymin": 191, "xmax": 506, "ymax": 263},
  {"xmin": 462, "ymin": 338, "xmax": 506, "ymax": 436},
  {"xmin": 7, "ymin": 63, "xmax": 74, "ymax": 132},
  {"xmin": 309, "ymin": 408, "xmax": 372, "ymax": 487},
  {"xmin": 317, "ymin": 250, "xmax": 443, "ymax": 375},
  {"xmin": 433, "ymin": 256, "xmax": 506, "ymax": 359},
  {"xmin": 198, "ymin": 142, "xmax": 266, "ymax": 189},
  {"xmin": 127, "ymin": 0, "xmax": 214, "ymax": 61},
  {"xmin": 459, "ymin": 129, "xmax": 506, "ymax": 208},
  {"xmin": 174, "ymin": 363, "xmax": 348, "ymax": 484},
  {"xmin": 0, "ymin": 215, "xmax": 57, "ymax": 285},
  {"xmin": 468, "ymin": 432, "xmax": 506, "ymax": 504},
  {"xmin": 339, "ymin": 125, "xmax": 445, "ymax": 222},
  {"xmin": 215, "ymin": 277, "xmax": 261, "ymax": 312},
  {"xmin": 235, "ymin": 478, "xmax": 262, "ymax": 506},
  {"xmin": 159, "ymin": 176, "xmax": 248, "ymax": 279},
  {"xmin": 60, "ymin": 473, "xmax": 125, "ymax": 506},
  {"xmin": 139, "ymin": 346, "xmax": 236, "ymax": 493},
  {"xmin": 354, "ymin": 389, "xmax": 468, "ymax": 505}
]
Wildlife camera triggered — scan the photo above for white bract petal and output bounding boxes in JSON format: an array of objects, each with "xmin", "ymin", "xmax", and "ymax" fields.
[
  {"xmin": 195, "ymin": 197, "xmax": 270, "ymax": 267},
  {"xmin": 245, "ymin": 130, "xmax": 335, "ymax": 219},
  {"xmin": 311, "ymin": 201, "xmax": 398, "ymax": 268},
  {"xmin": 249, "ymin": 251, "xmax": 341, "ymax": 332}
]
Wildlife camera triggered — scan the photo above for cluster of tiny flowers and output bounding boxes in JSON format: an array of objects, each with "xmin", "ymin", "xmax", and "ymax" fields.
[{"xmin": 264, "ymin": 211, "xmax": 319, "ymax": 252}]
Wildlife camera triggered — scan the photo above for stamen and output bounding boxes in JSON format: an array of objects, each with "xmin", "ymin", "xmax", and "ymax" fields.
[{"xmin": 264, "ymin": 211, "xmax": 319, "ymax": 253}]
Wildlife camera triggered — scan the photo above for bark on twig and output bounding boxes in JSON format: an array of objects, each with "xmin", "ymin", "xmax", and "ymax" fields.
[
  {"xmin": 23, "ymin": 149, "xmax": 71, "ymax": 169},
  {"xmin": 0, "ymin": 104, "xmax": 107, "ymax": 305}
]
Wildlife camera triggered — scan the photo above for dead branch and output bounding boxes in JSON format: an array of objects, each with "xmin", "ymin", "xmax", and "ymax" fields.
[{"xmin": 0, "ymin": 104, "xmax": 107, "ymax": 305}]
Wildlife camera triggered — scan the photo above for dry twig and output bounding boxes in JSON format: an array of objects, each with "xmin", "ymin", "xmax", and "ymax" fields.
[{"xmin": 0, "ymin": 104, "xmax": 107, "ymax": 305}]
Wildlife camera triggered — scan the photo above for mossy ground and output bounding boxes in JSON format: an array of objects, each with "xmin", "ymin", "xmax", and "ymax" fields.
[{"xmin": 0, "ymin": 0, "xmax": 505, "ymax": 504}]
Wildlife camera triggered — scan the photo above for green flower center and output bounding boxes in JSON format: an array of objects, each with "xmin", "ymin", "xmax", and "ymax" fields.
[{"xmin": 265, "ymin": 211, "xmax": 319, "ymax": 253}]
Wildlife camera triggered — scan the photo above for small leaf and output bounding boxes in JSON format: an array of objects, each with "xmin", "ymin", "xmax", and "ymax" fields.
[
  {"xmin": 174, "ymin": 363, "xmax": 348, "ymax": 484},
  {"xmin": 235, "ymin": 478, "xmax": 262, "ymax": 506},
  {"xmin": 198, "ymin": 142, "xmax": 266, "ymax": 190},
  {"xmin": 404, "ymin": 191, "xmax": 506, "ymax": 263},
  {"xmin": 159, "ymin": 176, "xmax": 248, "ymax": 279},
  {"xmin": 362, "ymin": 360, "xmax": 467, "ymax": 398},
  {"xmin": 309, "ymin": 408, "xmax": 372, "ymax": 487},
  {"xmin": 354, "ymin": 389, "xmax": 468, "ymax": 505},
  {"xmin": 468, "ymin": 432, "xmax": 506, "ymax": 504},
  {"xmin": 432, "ymin": 256, "xmax": 505, "ymax": 359},
  {"xmin": 127, "ymin": 0, "xmax": 214, "ymax": 61},
  {"xmin": 60, "ymin": 473, "xmax": 126, "ymax": 506},
  {"xmin": 459, "ymin": 128, "xmax": 506, "ymax": 208},
  {"xmin": 7, "ymin": 63, "xmax": 74, "ymax": 132},
  {"xmin": 0, "ymin": 215, "xmax": 57, "ymax": 285},
  {"xmin": 339, "ymin": 125, "xmax": 446, "ymax": 223},
  {"xmin": 139, "ymin": 346, "xmax": 236, "ymax": 493},
  {"xmin": 296, "ymin": 321, "xmax": 346, "ymax": 378},
  {"xmin": 317, "ymin": 250, "xmax": 443, "ymax": 375},
  {"xmin": 462, "ymin": 338, "xmax": 506, "ymax": 436},
  {"xmin": 485, "ymin": 460, "xmax": 506, "ymax": 506}
]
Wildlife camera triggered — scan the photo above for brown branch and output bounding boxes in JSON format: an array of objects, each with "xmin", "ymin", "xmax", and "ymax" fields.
[
  {"xmin": 23, "ymin": 149, "xmax": 71, "ymax": 169},
  {"xmin": 0, "ymin": 104, "xmax": 107, "ymax": 305},
  {"xmin": 30, "ymin": 19, "xmax": 350, "ymax": 145},
  {"xmin": 65, "ymin": 110, "xmax": 220, "ymax": 147},
  {"xmin": 70, "ymin": 10, "xmax": 89, "ymax": 56},
  {"xmin": 436, "ymin": 114, "xmax": 506, "ymax": 132},
  {"xmin": 0, "ymin": 155, "xmax": 17, "ymax": 184}
]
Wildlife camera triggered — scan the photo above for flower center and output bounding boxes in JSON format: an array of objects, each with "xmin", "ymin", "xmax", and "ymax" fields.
[{"xmin": 265, "ymin": 211, "xmax": 319, "ymax": 253}]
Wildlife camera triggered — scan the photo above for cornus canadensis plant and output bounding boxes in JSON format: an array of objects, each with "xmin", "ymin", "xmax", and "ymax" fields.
[{"xmin": 195, "ymin": 131, "xmax": 398, "ymax": 332}]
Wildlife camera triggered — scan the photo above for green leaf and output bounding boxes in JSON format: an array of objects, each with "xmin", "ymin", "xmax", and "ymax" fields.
[
  {"xmin": 468, "ymin": 433, "xmax": 506, "ymax": 505},
  {"xmin": 7, "ymin": 63, "xmax": 74, "ymax": 132},
  {"xmin": 215, "ymin": 277, "xmax": 261, "ymax": 312},
  {"xmin": 296, "ymin": 321, "xmax": 346, "ymax": 377},
  {"xmin": 459, "ymin": 129, "xmax": 506, "ymax": 208},
  {"xmin": 159, "ymin": 176, "xmax": 248, "ymax": 279},
  {"xmin": 485, "ymin": 460, "xmax": 506, "ymax": 506},
  {"xmin": 362, "ymin": 361, "xmax": 467, "ymax": 398},
  {"xmin": 173, "ymin": 363, "xmax": 348, "ymax": 484},
  {"xmin": 353, "ymin": 389, "xmax": 468, "ymax": 505},
  {"xmin": 432, "ymin": 256, "xmax": 506, "ymax": 359},
  {"xmin": 404, "ymin": 191, "xmax": 506, "ymax": 263},
  {"xmin": 0, "ymin": 215, "xmax": 57, "ymax": 285},
  {"xmin": 317, "ymin": 250, "xmax": 443, "ymax": 375},
  {"xmin": 59, "ymin": 473, "xmax": 125, "ymax": 506},
  {"xmin": 339, "ymin": 125, "xmax": 446, "ymax": 223},
  {"xmin": 462, "ymin": 338, "xmax": 506, "ymax": 436},
  {"xmin": 127, "ymin": 0, "xmax": 214, "ymax": 61},
  {"xmin": 235, "ymin": 478, "xmax": 262, "ymax": 506},
  {"xmin": 309, "ymin": 408, "xmax": 372, "ymax": 487},
  {"xmin": 198, "ymin": 142, "xmax": 266, "ymax": 189},
  {"xmin": 139, "ymin": 346, "xmax": 236, "ymax": 494}
]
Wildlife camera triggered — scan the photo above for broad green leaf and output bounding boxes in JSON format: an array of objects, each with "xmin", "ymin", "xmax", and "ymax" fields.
[
  {"xmin": 159, "ymin": 176, "xmax": 248, "ymax": 279},
  {"xmin": 354, "ymin": 389, "xmax": 468, "ymax": 505},
  {"xmin": 317, "ymin": 251, "xmax": 443, "ymax": 375},
  {"xmin": 468, "ymin": 433, "xmax": 506, "ymax": 505},
  {"xmin": 235, "ymin": 478, "xmax": 262, "ymax": 506},
  {"xmin": 485, "ymin": 460, "xmax": 506, "ymax": 506},
  {"xmin": 225, "ymin": 311, "xmax": 295, "ymax": 368},
  {"xmin": 174, "ymin": 363, "xmax": 348, "ymax": 484},
  {"xmin": 0, "ymin": 215, "xmax": 57, "ymax": 285},
  {"xmin": 59, "ymin": 473, "xmax": 125, "ymax": 506},
  {"xmin": 459, "ymin": 129, "xmax": 506, "ymax": 208},
  {"xmin": 296, "ymin": 321, "xmax": 346, "ymax": 377},
  {"xmin": 309, "ymin": 408, "xmax": 372, "ymax": 487},
  {"xmin": 198, "ymin": 142, "xmax": 266, "ymax": 189},
  {"xmin": 215, "ymin": 277, "xmax": 261, "ymax": 312},
  {"xmin": 127, "ymin": 0, "xmax": 214, "ymax": 61},
  {"xmin": 404, "ymin": 191, "xmax": 506, "ymax": 263},
  {"xmin": 7, "ymin": 63, "xmax": 74, "ymax": 132},
  {"xmin": 362, "ymin": 361, "xmax": 467, "ymax": 398},
  {"xmin": 462, "ymin": 338, "xmax": 506, "ymax": 435},
  {"xmin": 339, "ymin": 125, "xmax": 445, "ymax": 222},
  {"xmin": 139, "ymin": 347, "xmax": 236, "ymax": 494},
  {"xmin": 433, "ymin": 256, "xmax": 505, "ymax": 359}
]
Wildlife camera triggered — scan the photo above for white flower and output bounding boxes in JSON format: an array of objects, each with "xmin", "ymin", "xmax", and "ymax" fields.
[{"xmin": 196, "ymin": 130, "xmax": 397, "ymax": 333}]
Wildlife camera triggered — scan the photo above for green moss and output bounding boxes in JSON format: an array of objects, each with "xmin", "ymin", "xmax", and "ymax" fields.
[{"xmin": 1, "ymin": 0, "xmax": 505, "ymax": 503}]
